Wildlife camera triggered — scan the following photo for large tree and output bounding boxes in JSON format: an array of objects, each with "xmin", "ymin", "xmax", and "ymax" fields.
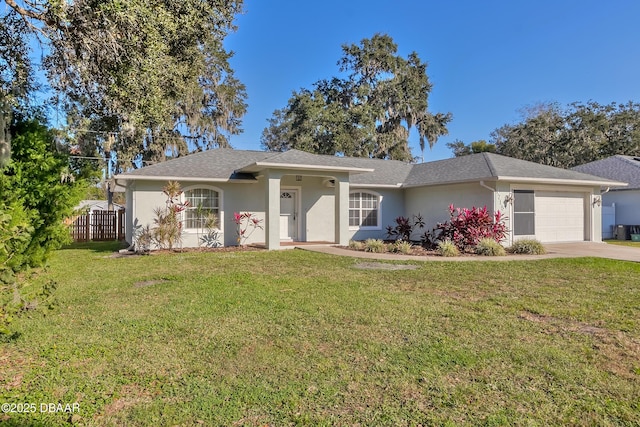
[
  {"xmin": 446, "ymin": 139, "xmax": 496, "ymax": 157},
  {"xmin": 491, "ymin": 101, "xmax": 640, "ymax": 168},
  {"xmin": 1, "ymin": 0, "xmax": 247, "ymax": 171},
  {"xmin": 261, "ymin": 34, "xmax": 451, "ymax": 162}
]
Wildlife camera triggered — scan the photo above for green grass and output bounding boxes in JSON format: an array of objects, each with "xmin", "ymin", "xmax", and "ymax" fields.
[
  {"xmin": 605, "ymin": 239, "xmax": 640, "ymax": 247},
  {"xmin": 2, "ymin": 242, "xmax": 640, "ymax": 426}
]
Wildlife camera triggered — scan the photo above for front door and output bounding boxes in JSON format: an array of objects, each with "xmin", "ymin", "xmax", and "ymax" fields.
[{"xmin": 280, "ymin": 190, "xmax": 298, "ymax": 241}]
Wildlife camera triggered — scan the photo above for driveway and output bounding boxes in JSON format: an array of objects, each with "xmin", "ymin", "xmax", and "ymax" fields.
[{"xmin": 544, "ymin": 242, "xmax": 640, "ymax": 262}]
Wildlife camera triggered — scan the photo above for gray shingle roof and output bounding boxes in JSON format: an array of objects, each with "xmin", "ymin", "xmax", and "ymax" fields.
[
  {"xmin": 405, "ymin": 152, "xmax": 617, "ymax": 186},
  {"xmin": 338, "ymin": 156, "xmax": 413, "ymax": 186},
  {"xmin": 115, "ymin": 149, "xmax": 622, "ymax": 187},
  {"xmin": 572, "ymin": 155, "xmax": 640, "ymax": 190},
  {"xmin": 116, "ymin": 149, "xmax": 272, "ymax": 180}
]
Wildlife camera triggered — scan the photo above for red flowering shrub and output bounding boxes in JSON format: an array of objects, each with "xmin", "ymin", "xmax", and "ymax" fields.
[{"xmin": 431, "ymin": 204, "xmax": 508, "ymax": 251}]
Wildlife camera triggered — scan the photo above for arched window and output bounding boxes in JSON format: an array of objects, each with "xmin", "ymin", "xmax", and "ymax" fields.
[
  {"xmin": 183, "ymin": 187, "xmax": 221, "ymax": 230},
  {"xmin": 349, "ymin": 191, "xmax": 381, "ymax": 229}
]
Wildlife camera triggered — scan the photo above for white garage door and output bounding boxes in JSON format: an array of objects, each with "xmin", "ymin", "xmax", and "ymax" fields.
[{"xmin": 535, "ymin": 192, "xmax": 585, "ymax": 242}]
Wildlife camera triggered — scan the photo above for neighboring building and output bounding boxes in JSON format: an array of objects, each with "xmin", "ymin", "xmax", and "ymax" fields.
[
  {"xmin": 573, "ymin": 155, "xmax": 640, "ymax": 228},
  {"xmin": 114, "ymin": 149, "xmax": 624, "ymax": 249},
  {"xmin": 75, "ymin": 200, "xmax": 125, "ymax": 213}
]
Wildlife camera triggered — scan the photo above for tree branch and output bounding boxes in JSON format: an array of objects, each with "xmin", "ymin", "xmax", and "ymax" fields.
[{"xmin": 5, "ymin": 0, "xmax": 45, "ymax": 21}]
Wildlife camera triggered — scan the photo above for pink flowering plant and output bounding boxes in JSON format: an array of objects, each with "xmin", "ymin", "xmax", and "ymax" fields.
[
  {"xmin": 233, "ymin": 212, "xmax": 263, "ymax": 246},
  {"xmin": 428, "ymin": 204, "xmax": 508, "ymax": 251}
]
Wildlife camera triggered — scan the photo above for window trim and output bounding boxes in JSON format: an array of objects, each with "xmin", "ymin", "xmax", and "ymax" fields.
[
  {"xmin": 348, "ymin": 190, "xmax": 382, "ymax": 231},
  {"xmin": 181, "ymin": 185, "xmax": 223, "ymax": 233}
]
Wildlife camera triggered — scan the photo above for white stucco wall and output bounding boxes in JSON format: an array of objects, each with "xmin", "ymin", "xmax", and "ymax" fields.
[
  {"xmin": 404, "ymin": 182, "xmax": 495, "ymax": 232},
  {"xmin": 290, "ymin": 175, "xmax": 334, "ymax": 242},
  {"xmin": 603, "ymin": 189, "xmax": 640, "ymax": 226},
  {"xmin": 124, "ymin": 180, "xmax": 266, "ymax": 248}
]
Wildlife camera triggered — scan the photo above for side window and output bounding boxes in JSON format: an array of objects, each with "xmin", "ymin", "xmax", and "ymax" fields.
[{"xmin": 183, "ymin": 188, "xmax": 220, "ymax": 230}]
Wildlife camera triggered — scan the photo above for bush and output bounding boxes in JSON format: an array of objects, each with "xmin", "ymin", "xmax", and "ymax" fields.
[
  {"xmin": 437, "ymin": 240, "xmax": 460, "ymax": 257},
  {"xmin": 364, "ymin": 239, "xmax": 386, "ymax": 253},
  {"xmin": 432, "ymin": 205, "xmax": 508, "ymax": 251},
  {"xmin": 475, "ymin": 238, "xmax": 506, "ymax": 256},
  {"xmin": 509, "ymin": 239, "xmax": 546, "ymax": 255},
  {"xmin": 386, "ymin": 214, "xmax": 425, "ymax": 242},
  {"xmin": 392, "ymin": 240, "xmax": 413, "ymax": 254},
  {"xmin": 1, "ymin": 116, "xmax": 83, "ymax": 336},
  {"xmin": 234, "ymin": 212, "xmax": 263, "ymax": 246},
  {"xmin": 150, "ymin": 181, "xmax": 189, "ymax": 250},
  {"xmin": 348, "ymin": 240, "xmax": 364, "ymax": 250}
]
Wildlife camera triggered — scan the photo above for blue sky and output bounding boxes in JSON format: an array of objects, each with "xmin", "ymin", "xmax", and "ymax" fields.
[{"xmin": 224, "ymin": 0, "xmax": 640, "ymax": 161}]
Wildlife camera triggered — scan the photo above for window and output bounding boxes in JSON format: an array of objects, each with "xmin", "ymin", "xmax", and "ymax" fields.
[
  {"xmin": 183, "ymin": 188, "xmax": 220, "ymax": 230},
  {"xmin": 349, "ymin": 192, "xmax": 380, "ymax": 228},
  {"xmin": 513, "ymin": 190, "xmax": 535, "ymax": 235}
]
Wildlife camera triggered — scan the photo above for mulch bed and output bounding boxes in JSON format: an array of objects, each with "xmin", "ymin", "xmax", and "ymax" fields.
[
  {"xmin": 339, "ymin": 243, "xmax": 484, "ymax": 258},
  {"xmin": 111, "ymin": 245, "xmax": 266, "ymax": 258},
  {"xmin": 339, "ymin": 245, "xmax": 463, "ymax": 257}
]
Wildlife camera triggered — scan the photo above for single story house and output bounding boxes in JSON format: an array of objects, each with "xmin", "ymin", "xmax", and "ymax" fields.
[
  {"xmin": 114, "ymin": 149, "xmax": 625, "ymax": 249},
  {"xmin": 572, "ymin": 155, "xmax": 640, "ymax": 230}
]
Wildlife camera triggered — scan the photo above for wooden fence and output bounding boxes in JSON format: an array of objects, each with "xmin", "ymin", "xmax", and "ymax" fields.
[{"xmin": 67, "ymin": 210, "xmax": 125, "ymax": 242}]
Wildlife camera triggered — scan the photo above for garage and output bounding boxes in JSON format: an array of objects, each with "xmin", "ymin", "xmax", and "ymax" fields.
[
  {"xmin": 535, "ymin": 191, "xmax": 586, "ymax": 242},
  {"xmin": 513, "ymin": 190, "xmax": 587, "ymax": 242}
]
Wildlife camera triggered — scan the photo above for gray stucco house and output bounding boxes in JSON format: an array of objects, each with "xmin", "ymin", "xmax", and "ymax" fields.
[
  {"xmin": 114, "ymin": 149, "xmax": 624, "ymax": 249},
  {"xmin": 573, "ymin": 155, "xmax": 640, "ymax": 227}
]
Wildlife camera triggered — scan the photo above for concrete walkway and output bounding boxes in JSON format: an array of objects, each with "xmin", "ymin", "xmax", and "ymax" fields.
[{"xmin": 297, "ymin": 242, "xmax": 640, "ymax": 263}]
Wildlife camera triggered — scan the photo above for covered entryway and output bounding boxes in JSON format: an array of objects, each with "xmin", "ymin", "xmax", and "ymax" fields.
[{"xmin": 535, "ymin": 191, "xmax": 586, "ymax": 242}]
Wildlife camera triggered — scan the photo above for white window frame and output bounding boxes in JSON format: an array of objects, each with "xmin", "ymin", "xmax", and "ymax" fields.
[
  {"xmin": 181, "ymin": 185, "xmax": 223, "ymax": 233},
  {"xmin": 349, "ymin": 190, "xmax": 382, "ymax": 230}
]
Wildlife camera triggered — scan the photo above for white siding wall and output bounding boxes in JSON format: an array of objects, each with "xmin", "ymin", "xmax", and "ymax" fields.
[{"xmin": 603, "ymin": 190, "xmax": 640, "ymax": 226}]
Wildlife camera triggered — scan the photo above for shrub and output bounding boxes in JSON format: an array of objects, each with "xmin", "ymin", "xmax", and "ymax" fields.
[
  {"xmin": 151, "ymin": 181, "xmax": 189, "ymax": 250},
  {"xmin": 433, "ymin": 205, "xmax": 508, "ymax": 251},
  {"xmin": 509, "ymin": 239, "xmax": 546, "ymax": 255},
  {"xmin": 1, "ymin": 117, "xmax": 83, "ymax": 336},
  {"xmin": 475, "ymin": 238, "xmax": 506, "ymax": 256},
  {"xmin": 364, "ymin": 239, "xmax": 386, "ymax": 253},
  {"xmin": 348, "ymin": 240, "xmax": 364, "ymax": 250},
  {"xmin": 393, "ymin": 240, "xmax": 413, "ymax": 254},
  {"xmin": 386, "ymin": 214, "xmax": 425, "ymax": 242},
  {"xmin": 234, "ymin": 212, "xmax": 263, "ymax": 246},
  {"xmin": 199, "ymin": 213, "xmax": 222, "ymax": 248},
  {"xmin": 437, "ymin": 240, "xmax": 460, "ymax": 257}
]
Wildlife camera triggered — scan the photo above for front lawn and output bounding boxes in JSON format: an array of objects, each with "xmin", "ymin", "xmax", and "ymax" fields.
[{"xmin": 2, "ymin": 244, "xmax": 639, "ymax": 426}]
